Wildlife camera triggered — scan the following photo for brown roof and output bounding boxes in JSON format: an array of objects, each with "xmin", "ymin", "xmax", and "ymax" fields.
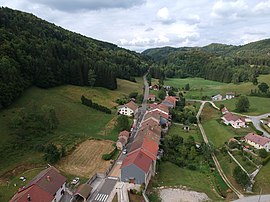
[
  {"xmin": 74, "ymin": 184, "xmax": 92, "ymax": 200},
  {"xmin": 10, "ymin": 184, "xmax": 53, "ymax": 202},
  {"xmin": 118, "ymin": 137, "xmax": 127, "ymax": 145},
  {"xmin": 245, "ymin": 133, "xmax": 270, "ymax": 146},
  {"xmin": 221, "ymin": 107, "xmax": 228, "ymax": 113},
  {"xmin": 10, "ymin": 166, "xmax": 66, "ymax": 202},
  {"xmin": 150, "ymin": 104, "xmax": 169, "ymax": 114},
  {"xmin": 26, "ymin": 166, "xmax": 66, "ymax": 195},
  {"xmin": 223, "ymin": 112, "xmax": 244, "ymax": 122},
  {"xmin": 148, "ymin": 94, "xmax": 155, "ymax": 99},
  {"xmin": 121, "ymin": 150, "xmax": 152, "ymax": 173},
  {"xmin": 119, "ymin": 130, "xmax": 130, "ymax": 138},
  {"xmin": 125, "ymin": 101, "xmax": 138, "ymax": 112}
]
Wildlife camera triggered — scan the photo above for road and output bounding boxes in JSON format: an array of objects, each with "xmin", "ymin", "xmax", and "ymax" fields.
[
  {"xmin": 196, "ymin": 102, "xmax": 244, "ymax": 199},
  {"xmin": 246, "ymin": 113, "xmax": 270, "ymax": 138},
  {"xmin": 233, "ymin": 194, "xmax": 270, "ymax": 202}
]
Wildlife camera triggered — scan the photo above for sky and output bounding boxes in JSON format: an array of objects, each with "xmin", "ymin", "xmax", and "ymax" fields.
[{"xmin": 2, "ymin": 0, "xmax": 270, "ymax": 52}]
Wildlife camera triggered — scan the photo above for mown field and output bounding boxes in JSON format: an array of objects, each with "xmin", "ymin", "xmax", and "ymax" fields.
[
  {"xmin": 254, "ymin": 161, "xmax": 270, "ymax": 194},
  {"xmin": 169, "ymin": 123, "xmax": 201, "ymax": 142},
  {"xmin": 152, "ymin": 161, "xmax": 222, "ymax": 201},
  {"xmin": 0, "ymin": 78, "xmax": 143, "ymax": 200},
  {"xmin": 164, "ymin": 74, "xmax": 270, "ymax": 100}
]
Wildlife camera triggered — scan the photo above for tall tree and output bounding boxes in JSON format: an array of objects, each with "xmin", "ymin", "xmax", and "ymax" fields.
[
  {"xmin": 87, "ymin": 69, "xmax": 96, "ymax": 87},
  {"xmin": 258, "ymin": 82, "xmax": 269, "ymax": 93},
  {"xmin": 235, "ymin": 95, "xmax": 250, "ymax": 112}
]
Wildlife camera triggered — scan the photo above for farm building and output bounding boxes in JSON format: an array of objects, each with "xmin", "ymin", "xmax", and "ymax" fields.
[
  {"xmin": 148, "ymin": 94, "xmax": 156, "ymax": 102},
  {"xmin": 225, "ymin": 92, "xmax": 235, "ymax": 100},
  {"xmin": 245, "ymin": 133, "xmax": 270, "ymax": 152},
  {"xmin": 212, "ymin": 94, "xmax": 223, "ymax": 101}
]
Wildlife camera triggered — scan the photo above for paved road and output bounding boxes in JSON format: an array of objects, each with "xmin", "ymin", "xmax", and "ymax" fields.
[
  {"xmin": 233, "ymin": 194, "xmax": 270, "ymax": 202},
  {"xmin": 246, "ymin": 113, "xmax": 270, "ymax": 137},
  {"xmin": 90, "ymin": 178, "xmax": 118, "ymax": 202},
  {"xmin": 197, "ymin": 102, "xmax": 244, "ymax": 199}
]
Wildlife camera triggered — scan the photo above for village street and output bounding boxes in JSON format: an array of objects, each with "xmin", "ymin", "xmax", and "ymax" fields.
[{"xmin": 246, "ymin": 113, "xmax": 270, "ymax": 137}]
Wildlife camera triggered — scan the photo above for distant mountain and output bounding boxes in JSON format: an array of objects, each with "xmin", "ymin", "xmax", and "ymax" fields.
[
  {"xmin": 0, "ymin": 7, "xmax": 148, "ymax": 108},
  {"xmin": 143, "ymin": 39, "xmax": 270, "ymax": 84}
]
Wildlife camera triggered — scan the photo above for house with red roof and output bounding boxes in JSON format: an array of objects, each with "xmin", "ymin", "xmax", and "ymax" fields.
[
  {"xmin": 221, "ymin": 107, "xmax": 229, "ymax": 115},
  {"xmin": 162, "ymin": 96, "xmax": 177, "ymax": 108},
  {"xmin": 148, "ymin": 94, "xmax": 156, "ymax": 102},
  {"xmin": 118, "ymin": 101, "xmax": 138, "ymax": 117},
  {"xmin": 116, "ymin": 130, "xmax": 130, "ymax": 150},
  {"xmin": 222, "ymin": 112, "xmax": 246, "ymax": 128},
  {"xmin": 245, "ymin": 133, "xmax": 270, "ymax": 152},
  {"xmin": 10, "ymin": 166, "xmax": 66, "ymax": 202},
  {"xmin": 121, "ymin": 150, "xmax": 153, "ymax": 185},
  {"xmin": 149, "ymin": 104, "xmax": 169, "ymax": 115}
]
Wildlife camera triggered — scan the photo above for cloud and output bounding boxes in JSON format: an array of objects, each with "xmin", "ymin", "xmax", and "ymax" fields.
[
  {"xmin": 145, "ymin": 27, "xmax": 154, "ymax": 32},
  {"xmin": 156, "ymin": 7, "xmax": 175, "ymax": 24},
  {"xmin": 253, "ymin": 0, "xmax": 270, "ymax": 14},
  {"xmin": 26, "ymin": 0, "xmax": 146, "ymax": 11},
  {"xmin": 211, "ymin": 0, "xmax": 248, "ymax": 19}
]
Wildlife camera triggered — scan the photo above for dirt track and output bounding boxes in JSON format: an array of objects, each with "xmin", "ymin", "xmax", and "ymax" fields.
[{"xmin": 58, "ymin": 139, "xmax": 114, "ymax": 178}]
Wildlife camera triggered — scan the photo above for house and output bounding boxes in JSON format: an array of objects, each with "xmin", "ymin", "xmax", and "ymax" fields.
[
  {"xmin": 245, "ymin": 133, "xmax": 270, "ymax": 152},
  {"xmin": 148, "ymin": 94, "xmax": 156, "ymax": 102},
  {"xmin": 212, "ymin": 94, "xmax": 223, "ymax": 101},
  {"xmin": 116, "ymin": 130, "xmax": 130, "ymax": 150},
  {"xmin": 118, "ymin": 101, "xmax": 138, "ymax": 117},
  {"xmin": 162, "ymin": 96, "xmax": 177, "ymax": 108},
  {"xmin": 163, "ymin": 85, "xmax": 171, "ymax": 90},
  {"xmin": 226, "ymin": 92, "xmax": 235, "ymax": 100},
  {"xmin": 150, "ymin": 84, "xmax": 159, "ymax": 91},
  {"xmin": 10, "ymin": 166, "xmax": 66, "ymax": 202},
  {"xmin": 149, "ymin": 104, "xmax": 169, "ymax": 115},
  {"xmin": 121, "ymin": 150, "xmax": 153, "ymax": 186},
  {"xmin": 222, "ymin": 112, "xmax": 246, "ymax": 128},
  {"xmin": 221, "ymin": 107, "xmax": 229, "ymax": 114},
  {"xmin": 71, "ymin": 184, "xmax": 93, "ymax": 202}
]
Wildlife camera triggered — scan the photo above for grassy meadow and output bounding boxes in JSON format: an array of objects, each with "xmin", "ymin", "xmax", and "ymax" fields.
[
  {"xmin": 0, "ymin": 78, "xmax": 144, "ymax": 193},
  {"xmin": 169, "ymin": 123, "xmax": 201, "ymax": 142},
  {"xmin": 164, "ymin": 74, "xmax": 270, "ymax": 100}
]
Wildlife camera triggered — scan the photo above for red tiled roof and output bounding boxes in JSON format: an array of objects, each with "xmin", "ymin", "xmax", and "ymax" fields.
[
  {"xmin": 223, "ymin": 112, "xmax": 244, "ymax": 122},
  {"xmin": 143, "ymin": 111, "xmax": 160, "ymax": 123},
  {"xmin": 221, "ymin": 107, "xmax": 228, "ymax": 113},
  {"xmin": 125, "ymin": 101, "xmax": 138, "ymax": 112},
  {"xmin": 150, "ymin": 104, "xmax": 169, "ymax": 114},
  {"xmin": 141, "ymin": 119, "xmax": 160, "ymax": 128},
  {"xmin": 148, "ymin": 94, "xmax": 155, "ymax": 99},
  {"xmin": 245, "ymin": 133, "xmax": 270, "ymax": 146},
  {"xmin": 148, "ymin": 103, "xmax": 158, "ymax": 108},
  {"xmin": 119, "ymin": 130, "xmax": 130, "ymax": 138},
  {"xmin": 10, "ymin": 184, "xmax": 53, "ymax": 202},
  {"xmin": 121, "ymin": 150, "xmax": 152, "ymax": 173}
]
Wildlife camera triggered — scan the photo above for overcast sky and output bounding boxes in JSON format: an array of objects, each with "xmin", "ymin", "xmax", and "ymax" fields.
[{"xmin": 2, "ymin": 0, "xmax": 270, "ymax": 52}]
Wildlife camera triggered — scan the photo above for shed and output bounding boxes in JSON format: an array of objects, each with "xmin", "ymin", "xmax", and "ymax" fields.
[{"xmin": 72, "ymin": 184, "xmax": 92, "ymax": 202}]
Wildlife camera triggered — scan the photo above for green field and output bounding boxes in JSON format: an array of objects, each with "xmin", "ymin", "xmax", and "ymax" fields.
[
  {"xmin": 218, "ymin": 96, "xmax": 270, "ymax": 116},
  {"xmin": 254, "ymin": 161, "xmax": 270, "ymax": 194},
  {"xmin": 0, "ymin": 78, "xmax": 143, "ymax": 179},
  {"xmin": 169, "ymin": 123, "xmax": 201, "ymax": 142},
  {"xmin": 164, "ymin": 74, "xmax": 270, "ymax": 101},
  {"xmin": 153, "ymin": 161, "xmax": 222, "ymax": 201}
]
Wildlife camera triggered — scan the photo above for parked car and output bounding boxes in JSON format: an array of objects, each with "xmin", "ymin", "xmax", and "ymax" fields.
[
  {"xmin": 123, "ymin": 149, "xmax": 127, "ymax": 155},
  {"xmin": 19, "ymin": 176, "xmax": 26, "ymax": 181},
  {"xmin": 71, "ymin": 177, "xmax": 80, "ymax": 185}
]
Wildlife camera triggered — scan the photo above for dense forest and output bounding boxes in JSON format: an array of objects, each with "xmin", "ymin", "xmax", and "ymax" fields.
[
  {"xmin": 143, "ymin": 40, "xmax": 270, "ymax": 83},
  {"xmin": 0, "ymin": 7, "xmax": 149, "ymax": 109}
]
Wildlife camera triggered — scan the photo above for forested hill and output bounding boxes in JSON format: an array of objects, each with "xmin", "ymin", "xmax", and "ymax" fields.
[
  {"xmin": 0, "ymin": 7, "xmax": 148, "ymax": 109},
  {"xmin": 143, "ymin": 39, "xmax": 270, "ymax": 84}
]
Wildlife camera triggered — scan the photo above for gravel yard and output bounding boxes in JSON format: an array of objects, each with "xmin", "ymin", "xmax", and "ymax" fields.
[{"xmin": 159, "ymin": 188, "xmax": 210, "ymax": 202}]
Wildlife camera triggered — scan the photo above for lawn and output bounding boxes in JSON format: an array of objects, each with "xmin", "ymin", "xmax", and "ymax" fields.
[
  {"xmin": 0, "ymin": 78, "xmax": 143, "ymax": 183},
  {"xmin": 169, "ymin": 123, "xmax": 201, "ymax": 142},
  {"xmin": 254, "ymin": 160, "xmax": 270, "ymax": 194},
  {"xmin": 153, "ymin": 161, "xmax": 222, "ymax": 201},
  {"xmin": 201, "ymin": 104, "xmax": 255, "ymax": 148}
]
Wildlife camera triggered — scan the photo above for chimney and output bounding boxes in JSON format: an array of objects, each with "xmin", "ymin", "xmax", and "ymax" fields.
[
  {"xmin": 27, "ymin": 194, "xmax": 31, "ymax": 201},
  {"xmin": 46, "ymin": 175, "xmax": 51, "ymax": 181}
]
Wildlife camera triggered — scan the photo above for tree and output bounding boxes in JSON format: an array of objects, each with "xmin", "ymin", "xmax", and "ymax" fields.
[
  {"xmin": 233, "ymin": 166, "xmax": 251, "ymax": 188},
  {"xmin": 129, "ymin": 92, "xmax": 138, "ymax": 99},
  {"xmin": 115, "ymin": 115, "xmax": 130, "ymax": 131},
  {"xmin": 158, "ymin": 89, "xmax": 166, "ymax": 100},
  {"xmin": 43, "ymin": 144, "xmax": 61, "ymax": 164},
  {"xmin": 184, "ymin": 83, "xmax": 190, "ymax": 91},
  {"xmin": 235, "ymin": 96, "xmax": 250, "ymax": 112},
  {"xmin": 87, "ymin": 69, "xmax": 96, "ymax": 87},
  {"xmin": 258, "ymin": 149, "xmax": 268, "ymax": 158},
  {"xmin": 258, "ymin": 82, "xmax": 269, "ymax": 93}
]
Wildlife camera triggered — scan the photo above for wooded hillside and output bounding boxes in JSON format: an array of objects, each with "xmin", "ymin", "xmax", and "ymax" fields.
[{"xmin": 0, "ymin": 7, "xmax": 148, "ymax": 109}]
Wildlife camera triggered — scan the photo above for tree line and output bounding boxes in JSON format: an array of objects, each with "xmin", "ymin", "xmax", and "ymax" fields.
[
  {"xmin": 81, "ymin": 95, "xmax": 112, "ymax": 114},
  {"xmin": 0, "ymin": 7, "xmax": 148, "ymax": 109}
]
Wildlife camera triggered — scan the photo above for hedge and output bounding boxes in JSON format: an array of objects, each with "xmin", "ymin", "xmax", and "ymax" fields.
[{"xmin": 81, "ymin": 95, "xmax": 111, "ymax": 114}]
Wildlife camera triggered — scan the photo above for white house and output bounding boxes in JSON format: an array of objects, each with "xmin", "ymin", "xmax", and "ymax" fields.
[
  {"xmin": 222, "ymin": 112, "xmax": 246, "ymax": 128},
  {"xmin": 10, "ymin": 166, "xmax": 66, "ymax": 202},
  {"xmin": 118, "ymin": 101, "xmax": 138, "ymax": 117},
  {"xmin": 226, "ymin": 92, "xmax": 235, "ymax": 100},
  {"xmin": 212, "ymin": 94, "xmax": 223, "ymax": 101},
  {"xmin": 245, "ymin": 133, "xmax": 270, "ymax": 152}
]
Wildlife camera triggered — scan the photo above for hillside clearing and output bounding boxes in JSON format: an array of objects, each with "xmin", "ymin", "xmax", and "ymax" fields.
[{"xmin": 58, "ymin": 140, "xmax": 114, "ymax": 178}]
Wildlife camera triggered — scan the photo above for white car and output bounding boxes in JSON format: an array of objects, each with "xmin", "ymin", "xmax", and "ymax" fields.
[
  {"xmin": 19, "ymin": 176, "xmax": 26, "ymax": 182},
  {"xmin": 71, "ymin": 177, "xmax": 80, "ymax": 185},
  {"xmin": 123, "ymin": 149, "xmax": 127, "ymax": 154}
]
